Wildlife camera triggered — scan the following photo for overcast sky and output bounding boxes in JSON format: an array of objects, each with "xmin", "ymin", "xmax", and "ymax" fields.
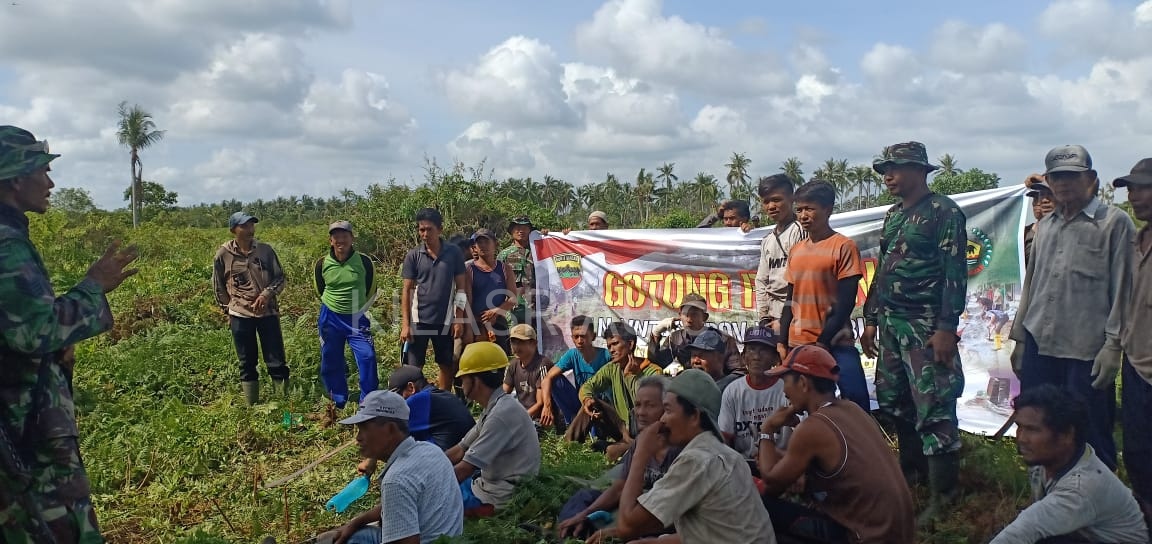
[{"xmin": 1, "ymin": 0, "xmax": 1150, "ymax": 208}]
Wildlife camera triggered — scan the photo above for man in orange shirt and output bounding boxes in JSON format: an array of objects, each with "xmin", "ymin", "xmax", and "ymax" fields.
[{"xmin": 779, "ymin": 180, "xmax": 870, "ymax": 412}]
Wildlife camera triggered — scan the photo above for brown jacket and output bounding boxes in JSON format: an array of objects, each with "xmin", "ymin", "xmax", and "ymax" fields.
[{"xmin": 212, "ymin": 239, "xmax": 286, "ymax": 318}]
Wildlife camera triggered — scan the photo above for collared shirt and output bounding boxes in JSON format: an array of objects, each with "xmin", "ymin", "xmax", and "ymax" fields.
[
  {"xmin": 458, "ymin": 389, "xmax": 540, "ymax": 507},
  {"xmin": 314, "ymin": 248, "xmax": 376, "ymax": 315},
  {"xmin": 1013, "ymin": 198, "xmax": 1135, "ymax": 360},
  {"xmin": 401, "ymin": 239, "xmax": 465, "ymax": 325},
  {"xmin": 755, "ymin": 220, "xmax": 806, "ymax": 320},
  {"xmin": 379, "ymin": 436, "xmax": 464, "ymax": 543},
  {"xmin": 990, "ymin": 445, "xmax": 1149, "ymax": 544},
  {"xmin": 1122, "ymin": 225, "xmax": 1152, "ymax": 384},
  {"xmin": 212, "ymin": 239, "xmax": 286, "ymax": 318}
]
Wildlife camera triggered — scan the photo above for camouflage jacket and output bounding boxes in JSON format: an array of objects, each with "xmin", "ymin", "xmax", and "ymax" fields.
[
  {"xmin": 498, "ymin": 243, "xmax": 535, "ymax": 290},
  {"xmin": 0, "ymin": 204, "xmax": 113, "ymax": 453},
  {"xmin": 863, "ymin": 193, "xmax": 968, "ymax": 332}
]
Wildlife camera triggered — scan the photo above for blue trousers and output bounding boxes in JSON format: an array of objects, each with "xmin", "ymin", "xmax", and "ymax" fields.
[
  {"xmin": 1020, "ymin": 332, "xmax": 1117, "ymax": 470},
  {"xmin": 830, "ymin": 345, "xmax": 870, "ymax": 413},
  {"xmin": 345, "ymin": 525, "xmax": 381, "ymax": 544},
  {"xmin": 318, "ymin": 304, "xmax": 378, "ymax": 408}
]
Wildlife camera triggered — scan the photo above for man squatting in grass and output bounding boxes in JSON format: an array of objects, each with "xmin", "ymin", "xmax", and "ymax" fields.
[
  {"xmin": 325, "ymin": 391, "xmax": 464, "ymax": 544},
  {"xmin": 314, "ymin": 220, "xmax": 379, "ymax": 411},
  {"xmin": 401, "ymin": 208, "xmax": 469, "ymax": 391},
  {"xmin": 539, "ymin": 315, "xmax": 611, "ymax": 429},
  {"xmin": 212, "ymin": 210, "xmax": 289, "ymax": 405},
  {"xmin": 555, "ymin": 375, "xmax": 681, "ymax": 542},
  {"xmin": 860, "ymin": 141, "xmax": 967, "ymax": 525},
  {"xmin": 779, "ymin": 180, "xmax": 870, "ymax": 413},
  {"xmin": 0, "ymin": 125, "xmax": 139, "ymax": 543}
]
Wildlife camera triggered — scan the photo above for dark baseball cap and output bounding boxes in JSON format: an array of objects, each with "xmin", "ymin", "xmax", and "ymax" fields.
[
  {"xmin": 1026, "ymin": 181, "xmax": 1053, "ymax": 198},
  {"xmin": 329, "ymin": 220, "xmax": 353, "ymax": 234},
  {"xmin": 680, "ymin": 293, "xmax": 708, "ymax": 313},
  {"xmin": 743, "ymin": 325, "xmax": 781, "ymax": 347},
  {"xmin": 1044, "ymin": 145, "xmax": 1093, "ymax": 175},
  {"xmin": 228, "ymin": 211, "xmax": 258, "ymax": 230},
  {"xmin": 686, "ymin": 328, "xmax": 726, "ymax": 353},
  {"xmin": 387, "ymin": 366, "xmax": 426, "ymax": 392},
  {"xmin": 765, "ymin": 345, "xmax": 840, "ymax": 386},
  {"xmin": 471, "ymin": 228, "xmax": 496, "ymax": 241},
  {"xmin": 1114, "ymin": 158, "xmax": 1152, "ymax": 188}
]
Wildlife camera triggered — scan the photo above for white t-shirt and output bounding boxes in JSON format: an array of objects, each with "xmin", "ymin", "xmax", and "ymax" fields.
[
  {"xmin": 718, "ymin": 376, "xmax": 793, "ymax": 460},
  {"xmin": 755, "ymin": 220, "xmax": 807, "ymax": 320}
]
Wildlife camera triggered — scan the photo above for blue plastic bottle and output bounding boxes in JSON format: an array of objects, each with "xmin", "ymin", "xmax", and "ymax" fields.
[
  {"xmin": 325, "ymin": 475, "xmax": 370, "ymax": 513},
  {"xmin": 587, "ymin": 510, "xmax": 614, "ymax": 527}
]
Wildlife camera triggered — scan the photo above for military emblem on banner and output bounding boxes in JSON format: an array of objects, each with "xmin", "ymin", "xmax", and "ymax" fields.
[
  {"xmin": 966, "ymin": 227, "xmax": 994, "ymax": 277},
  {"xmin": 552, "ymin": 252, "xmax": 583, "ymax": 290}
]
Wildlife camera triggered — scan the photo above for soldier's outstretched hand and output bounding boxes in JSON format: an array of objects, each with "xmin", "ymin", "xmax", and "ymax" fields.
[{"xmin": 86, "ymin": 240, "xmax": 139, "ymax": 293}]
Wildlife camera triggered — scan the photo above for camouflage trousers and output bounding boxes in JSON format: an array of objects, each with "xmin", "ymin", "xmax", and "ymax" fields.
[
  {"xmin": 0, "ymin": 437, "xmax": 103, "ymax": 544},
  {"xmin": 874, "ymin": 315, "xmax": 964, "ymax": 456}
]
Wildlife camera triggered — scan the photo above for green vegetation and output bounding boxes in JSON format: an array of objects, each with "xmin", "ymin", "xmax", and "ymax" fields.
[{"xmin": 30, "ymin": 158, "xmax": 1074, "ymax": 543}]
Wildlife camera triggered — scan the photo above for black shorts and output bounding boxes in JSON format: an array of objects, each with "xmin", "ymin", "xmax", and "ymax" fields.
[{"xmin": 406, "ymin": 322, "xmax": 455, "ymax": 368}]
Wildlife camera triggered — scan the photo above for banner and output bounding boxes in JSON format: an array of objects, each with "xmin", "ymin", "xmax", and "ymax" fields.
[{"xmin": 531, "ymin": 185, "xmax": 1030, "ymax": 436}]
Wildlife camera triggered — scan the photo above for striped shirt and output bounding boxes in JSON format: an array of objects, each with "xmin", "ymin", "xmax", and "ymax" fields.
[
  {"xmin": 379, "ymin": 436, "xmax": 464, "ymax": 543},
  {"xmin": 785, "ymin": 233, "xmax": 864, "ymax": 347}
]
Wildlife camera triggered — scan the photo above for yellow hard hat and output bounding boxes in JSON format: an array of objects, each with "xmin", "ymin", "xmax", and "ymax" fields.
[{"xmin": 456, "ymin": 342, "xmax": 510, "ymax": 378}]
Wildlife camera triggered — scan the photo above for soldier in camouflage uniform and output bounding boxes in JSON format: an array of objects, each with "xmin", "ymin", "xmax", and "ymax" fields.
[
  {"xmin": 860, "ymin": 141, "xmax": 967, "ymax": 525},
  {"xmin": 0, "ymin": 126, "xmax": 139, "ymax": 543},
  {"xmin": 498, "ymin": 216, "xmax": 536, "ymax": 327}
]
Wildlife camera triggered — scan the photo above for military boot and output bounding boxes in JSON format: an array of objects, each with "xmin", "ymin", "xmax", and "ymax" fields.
[
  {"xmin": 271, "ymin": 379, "xmax": 289, "ymax": 398},
  {"xmin": 241, "ymin": 381, "xmax": 260, "ymax": 406},
  {"xmin": 918, "ymin": 451, "xmax": 960, "ymax": 528},
  {"xmin": 896, "ymin": 422, "xmax": 928, "ymax": 487}
]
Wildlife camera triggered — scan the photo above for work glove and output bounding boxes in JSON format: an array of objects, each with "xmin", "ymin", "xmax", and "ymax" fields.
[
  {"xmin": 651, "ymin": 317, "xmax": 678, "ymax": 338},
  {"xmin": 1010, "ymin": 342, "xmax": 1025, "ymax": 379},
  {"xmin": 663, "ymin": 362, "xmax": 684, "ymax": 377},
  {"xmin": 1090, "ymin": 344, "xmax": 1122, "ymax": 390}
]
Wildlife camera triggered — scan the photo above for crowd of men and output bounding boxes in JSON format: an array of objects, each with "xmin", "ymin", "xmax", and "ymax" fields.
[{"xmin": 2, "ymin": 122, "xmax": 1152, "ymax": 543}]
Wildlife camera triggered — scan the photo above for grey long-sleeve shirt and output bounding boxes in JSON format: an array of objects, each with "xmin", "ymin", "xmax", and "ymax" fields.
[
  {"xmin": 990, "ymin": 445, "xmax": 1149, "ymax": 544},
  {"xmin": 1010, "ymin": 198, "xmax": 1135, "ymax": 361}
]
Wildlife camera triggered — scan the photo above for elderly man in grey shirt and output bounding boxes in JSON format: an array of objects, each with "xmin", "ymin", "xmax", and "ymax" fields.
[{"xmin": 1010, "ymin": 145, "xmax": 1135, "ymax": 471}]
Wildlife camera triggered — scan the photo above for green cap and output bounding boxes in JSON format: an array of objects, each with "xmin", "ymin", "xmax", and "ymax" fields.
[
  {"xmin": 872, "ymin": 141, "xmax": 938, "ymax": 175},
  {"xmin": 0, "ymin": 126, "xmax": 59, "ymax": 179},
  {"xmin": 667, "ymin": 369, "xmax": 722, "ymax": 439}
]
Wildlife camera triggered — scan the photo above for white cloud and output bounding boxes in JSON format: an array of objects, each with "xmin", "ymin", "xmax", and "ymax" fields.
[
  {"xmin": 1039, "ymin": 0, "xmax": 1152, "ymax": 59},
  {"xmin": 443, "ymin": 37, "xmax": 577, "ymax": 127},
  {"xmin": 930, "ymin": 21, "xmax": 1027, "ymax": 74}
]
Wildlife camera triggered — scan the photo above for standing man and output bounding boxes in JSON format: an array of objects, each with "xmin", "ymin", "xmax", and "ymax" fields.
[
  {"xmin": 780, "ymin": 180, "xmax": 870, "ymax": 412},
  {"xmin": 1022, "ymin": 175, "xmax": 1055, "ymax": 268},
  {"xmin": 0, "ymin": 126, "xmax": 139, "ymax": 542},
  {"xmin": 1009, "ymin": 145, "xmax": 1134, "ymax": 472},
  {"xmin": 754, "ymin": 174, "xmax": 806, "ymax": 332},
  {"xmin": 401, "ymin": 208, "xmax": 468, "ymax": 391},
  {"xmin": 314, "ymin": 220, "xmax": 378, "ymax": 410},
  {"xmin": 499, "ymin": 216, "xmax": 537, "ymax": 328},
  {"xmin": 861, "ymin": 141, "xmax": 967, "ymax": 523},
  {"xmin": 1115, "ymin": 158, "xmax": 1152, "ymax": 520},
  {"xmin": 212, "ymin": 211, "xmax": 289, "ymax": 405}
]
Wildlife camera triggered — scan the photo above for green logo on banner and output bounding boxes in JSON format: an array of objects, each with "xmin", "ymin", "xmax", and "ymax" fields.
[{"xmin": 966, "ymin": 227, "xmax": 993, "ymax": 277}]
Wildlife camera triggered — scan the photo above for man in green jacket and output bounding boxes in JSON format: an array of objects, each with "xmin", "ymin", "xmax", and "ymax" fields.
[
  {"xmin": 0, "ymin": 125, "xmax": 138, "ymax": 543},
  {"xmin": 314, "ymin": 221, "xmax": 378, "ymax": 410}
]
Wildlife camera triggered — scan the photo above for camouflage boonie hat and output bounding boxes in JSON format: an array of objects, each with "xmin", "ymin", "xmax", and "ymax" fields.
[
  {"xmin": 872, "ymin": 141, "xmax": 938, "ymax": 175},
  {"xmin": 0, "ymin": 125, "xmax": 59, "ymax": 179}
]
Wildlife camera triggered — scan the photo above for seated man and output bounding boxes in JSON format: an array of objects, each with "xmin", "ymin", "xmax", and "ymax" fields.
[
  {"xmin": 541, "ymin": 315, "xmax": 611, "ymax": 428},
  {"xmin": 326, "ymin": 391, "xmax": 463, "ymax": 544},
  {"xmin": 757, "ymin": 345, "xmax": 915, "ymax": 544},
  {"xmin": 720, "ymin": 325, "xmax": 792, "ymax": 468},
  {"xmin": 685, "ymin": 329, "xmax": 742, "ymax": 392},
  {"xmin": 556, "ymin": 376, "xmax": 681, "ymax": 541},
  {"xmin": 567, "ymin": 322, "xmax": 663, "ymax": 454},
  {"xmin": 356, "ymin": 366, "xmax": 476, "ymax": 477},
  {"xmin": 446, "ymin": 342, "xmax": 541, "ymax": 516},
  {"xmin": 648, "ymin": 293, "xmax": 743, "ymax": 374},
  {"xmin": 502, "ymin": 324, "xmax": 551, "ymax": 421},
  {"xmin": 990, "ymin": 385, "xmax": 1149, "ymax": 544},
  {"xmin": 614, "ymin": 369, "xmax": 776, "ymax": 543}
]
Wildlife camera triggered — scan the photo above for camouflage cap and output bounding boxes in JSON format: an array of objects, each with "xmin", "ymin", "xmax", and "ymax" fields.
[
  {"xmin": 872, "ymin": 141, "xmax": 938, "ymax": 175},
  {"xmin": 0, "ymin": 126, "xmax": 59, "ymax": 180}
]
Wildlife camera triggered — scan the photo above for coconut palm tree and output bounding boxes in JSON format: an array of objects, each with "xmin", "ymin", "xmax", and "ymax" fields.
[
  {"xmin": 116, "ymin": 101, "xmax": 166, "ymax": 228},
  {"xmin": 634, "ymin": 168, "xmax": 656, "ymax": 222},
  {"xmin": 937, "ymin": 154, "xmax": 961, "ymax": 177},
  {"xmin": 779, "ymin": 157, "xmax": 805, "ymax": 186},
  {"xmin": 656, "ymin": 162, "xmax": 677, "ymax": 190},
  {"xmin": 724, "ymin": 152, "xmax": 751, "ymax": 200},
  {"xmin": 691, "ymin": 172, "xmax": 721, "ymax": 215}
]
